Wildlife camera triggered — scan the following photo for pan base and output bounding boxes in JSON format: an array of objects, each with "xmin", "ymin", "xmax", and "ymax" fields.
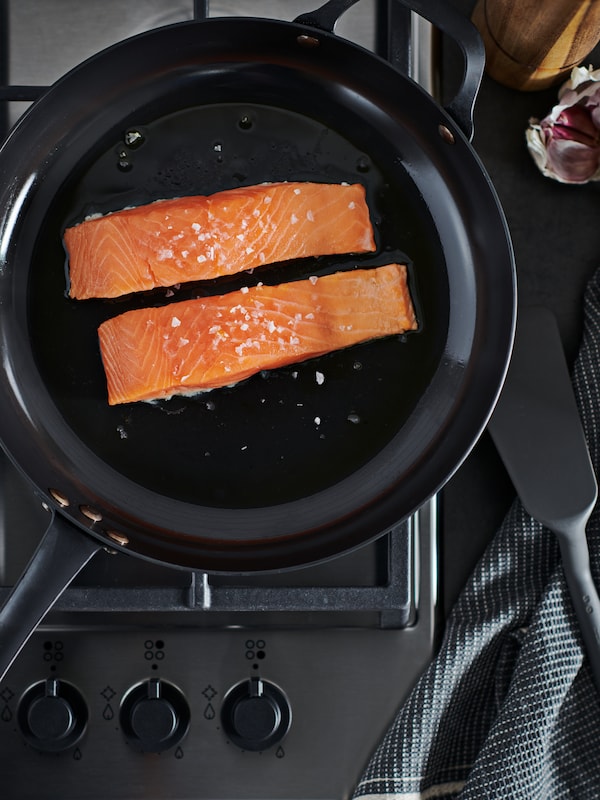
[{"xmin": 28, "ymin": 102, "xmax": 445, "ymax": 508}]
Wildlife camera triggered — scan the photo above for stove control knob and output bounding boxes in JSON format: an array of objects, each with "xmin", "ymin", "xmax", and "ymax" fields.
[
  {"xmin": 17, "ymin": 679, "xmax": 88, "ymax": 752},
  {"xmin": 120, "ymin": 678, "xmax": 190, "ymax": 753},
  {"xmin": 221, "ymin": 677, "xmax": 291, "ymax": 751}
]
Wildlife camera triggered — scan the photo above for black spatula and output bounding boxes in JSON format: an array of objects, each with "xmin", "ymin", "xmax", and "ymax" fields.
[{"xmin": 489, "ymin": 306, "xmax": 600, "ymax": 693}]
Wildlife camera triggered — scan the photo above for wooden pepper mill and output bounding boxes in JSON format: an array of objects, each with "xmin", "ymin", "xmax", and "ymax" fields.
[{"xmin": 471, "ymin": 0, "xmax": 600, "ymax": 90}]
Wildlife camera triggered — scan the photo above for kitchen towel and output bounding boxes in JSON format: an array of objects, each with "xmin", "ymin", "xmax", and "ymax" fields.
[{"xmin": 353, "ymin": 271, "xmax": 600, "ymax": 800}]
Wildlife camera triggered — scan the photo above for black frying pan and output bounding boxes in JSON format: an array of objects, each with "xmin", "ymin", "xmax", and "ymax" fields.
[{"xmin": 0, "ymin": 0, "xmax": 515, "ymax": 678}]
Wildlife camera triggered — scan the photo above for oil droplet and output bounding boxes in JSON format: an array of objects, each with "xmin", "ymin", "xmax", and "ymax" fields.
[
  {"xmin": 356, "ymin": 156, "xmax": 370, "ymax": 173},
  {"xmin": 124, "ymin": 128, "xmax": 146, "ymax": 149},
  {"xmin": 116, "ymin": 146, "xmax": 132, "ymax": 172},
  {"xmin": 353, "ymin": 361, "xmax": 363, "ymax": 370},
  {"xmin": 347, "ymin": 413, "xmax": 361, "ymax": 424},
  {"xmin": 238, "ymin": 115, "xmax": 253, "ymax": 130},
  {"xmin": 124, "ymin": 129, "xmax": 145, "ymax": 148}
]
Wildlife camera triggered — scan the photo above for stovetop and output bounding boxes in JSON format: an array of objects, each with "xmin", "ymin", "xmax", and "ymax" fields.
[
  {"xmin": 0, "ymin": 2, "xmax": 439, "ymax": 798},
  {"xmin": 0, "ymin": 501, "xmax": 437, "ymax": 800}
]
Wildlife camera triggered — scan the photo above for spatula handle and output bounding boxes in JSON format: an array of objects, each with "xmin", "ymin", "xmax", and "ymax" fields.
[{"xmin": 557, "ymin": 526, "xmax": 600, "ymax": 692}]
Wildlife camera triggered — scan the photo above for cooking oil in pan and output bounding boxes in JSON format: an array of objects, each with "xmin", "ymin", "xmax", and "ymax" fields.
[{"xmin": 28, "ymin": 102, "xmax": 447, "ymax": 508}]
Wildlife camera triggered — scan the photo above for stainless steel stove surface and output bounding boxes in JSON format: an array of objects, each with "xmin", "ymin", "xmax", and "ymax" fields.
[{"xmin": 0, "ymin": 3, "xmax": 439, "ymax": 798}]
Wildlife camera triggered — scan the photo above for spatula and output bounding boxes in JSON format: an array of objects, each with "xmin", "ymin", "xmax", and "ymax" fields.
[{"xmin": 488, "ymin": 306, "xmax": 600, "ymax": 693}]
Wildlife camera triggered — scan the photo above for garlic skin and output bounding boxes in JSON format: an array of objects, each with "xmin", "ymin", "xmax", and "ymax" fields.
[{"xmin": 526, "ymin": 66, "xmax": 600, "ymax": 184}]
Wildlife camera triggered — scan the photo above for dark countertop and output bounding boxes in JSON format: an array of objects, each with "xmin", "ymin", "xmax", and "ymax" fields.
[{"xmin": 441, "ymin": 0, "xmax": 600, "ymax": 613}]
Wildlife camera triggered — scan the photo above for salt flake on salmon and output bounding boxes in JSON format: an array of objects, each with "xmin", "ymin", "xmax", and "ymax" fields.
[
  {"xmin": 65, "ymin": 182, "xmax": 376, "ymax": 299},
  {"xmin": 98, "ymin": 263, "xmax": 417, "ymax": 406}
]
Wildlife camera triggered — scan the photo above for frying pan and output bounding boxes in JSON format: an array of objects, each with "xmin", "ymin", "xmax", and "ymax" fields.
[{"xmin": 0, "ymin": 0, "xmax": 515, "ymax": 679}]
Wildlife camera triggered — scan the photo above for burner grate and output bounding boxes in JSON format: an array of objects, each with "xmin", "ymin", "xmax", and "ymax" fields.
[
  {"xmin": 0, "ymin": 0, "xmax": 413, "ymax": 139},
  {"xmin": 17, "ymin": 521, "xmax": 416, "ymax": 629}
]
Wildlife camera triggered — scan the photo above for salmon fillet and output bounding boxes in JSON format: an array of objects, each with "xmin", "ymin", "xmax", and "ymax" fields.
[
  {"xmin": 98, "ymin": 264, "xmax": 417, "ymax": 405},
  {"xmin": 66, "ymin": 182, "xmax": 376, "ymax": 299}
]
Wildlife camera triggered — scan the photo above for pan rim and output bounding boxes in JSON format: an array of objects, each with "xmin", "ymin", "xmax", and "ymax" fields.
[{"xmin": 0, "ymin": 15, "xmax": 516, "ymax": 570}]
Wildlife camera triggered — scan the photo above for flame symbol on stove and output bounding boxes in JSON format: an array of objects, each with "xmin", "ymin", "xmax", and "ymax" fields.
[
  {"xmin": 276, "ymin": 746, "xmax": 285, "ymax": 759},
  {"xmin": 204, "ymin": 702, "xmax": 215, "ymax": 720},
  {"xmin": 1, "ymin": 704, "xmax": 12, "ymax": 723},
  {"xmin": 103, "ymin": 704, "xmax": 114, "ymax": 721}
]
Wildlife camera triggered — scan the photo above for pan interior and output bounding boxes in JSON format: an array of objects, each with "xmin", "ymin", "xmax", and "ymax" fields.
[{"xmin": 28, "ymin": 102, "xmax": 446, "ymax": 509}]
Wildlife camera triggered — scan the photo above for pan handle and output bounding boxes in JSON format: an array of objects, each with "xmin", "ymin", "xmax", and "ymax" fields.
[
  {"xmin": 295, "ymin": 0, "xmax": 485, "ymax": 141},
  {"xmin": 0, "ymin": 511, "xmax": 102, "ymax": 683}
]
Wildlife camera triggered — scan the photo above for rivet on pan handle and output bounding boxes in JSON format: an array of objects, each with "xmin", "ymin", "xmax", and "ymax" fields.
[
  {"xmin": 295, "ymin": 0, "xmax": 485, "ymax": 141},
  {"xmin": 80, "ymin": 505, "xmax": 103, "ymax": 523}
]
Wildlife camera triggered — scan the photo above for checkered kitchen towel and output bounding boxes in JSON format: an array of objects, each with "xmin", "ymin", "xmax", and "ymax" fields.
[{"xmin": 353, "ymin": 272, "xmax": 600, "ymax": 800}]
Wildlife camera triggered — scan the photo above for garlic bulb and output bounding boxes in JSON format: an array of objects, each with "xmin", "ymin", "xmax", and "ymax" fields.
[{"xmin": 526, "ymin": 66, "xmax": 600, "ymax": 184}]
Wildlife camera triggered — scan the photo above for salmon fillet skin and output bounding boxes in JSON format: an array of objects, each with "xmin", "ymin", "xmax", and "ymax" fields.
[
  {"xmin": 65, "ymin": 182, "xmax": 377, "ymax": 300},
  {"xmin": 97, "ymin": 264, "xmax": 418, "ymax": 405}
]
